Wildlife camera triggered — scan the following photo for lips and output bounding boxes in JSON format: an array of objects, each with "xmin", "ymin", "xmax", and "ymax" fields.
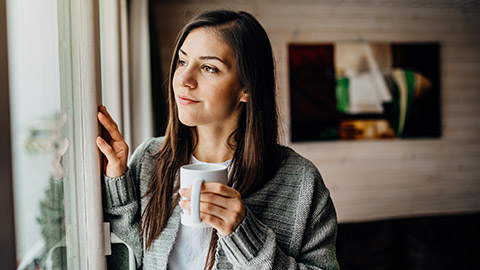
[{"xmin": 177, "ymin": 94, "xmax": 200, "ymax": 105}]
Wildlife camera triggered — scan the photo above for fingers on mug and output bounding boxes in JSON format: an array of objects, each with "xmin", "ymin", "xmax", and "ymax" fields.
[{"xmin": 179, "ymin": 163, "xmax": 227, "ymax": 228}]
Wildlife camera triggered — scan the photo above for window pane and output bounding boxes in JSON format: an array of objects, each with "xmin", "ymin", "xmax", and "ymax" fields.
[{"xmin": 7, "ymin": 0, "xmax": 67, "ymax": 268}]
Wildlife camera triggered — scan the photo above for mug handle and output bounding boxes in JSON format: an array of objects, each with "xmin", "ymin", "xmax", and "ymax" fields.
[{"xmin": 191, "ymin": 177, "xmax": 205, "ymax": 224}]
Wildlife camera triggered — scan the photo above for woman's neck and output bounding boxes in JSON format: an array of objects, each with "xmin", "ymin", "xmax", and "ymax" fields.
[{"xmin": 193, "ymin": 125, "xmax": 235, "ymax": 163}]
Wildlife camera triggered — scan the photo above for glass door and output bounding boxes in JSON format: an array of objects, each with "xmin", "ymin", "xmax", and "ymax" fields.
[
  {"xmin": 7, "ymin": 0, "xmax": 67, "ymax": 268},
  {"xmin": 7, "ymin": 0, "xmax": 146, "ymax": 268},
  {"xmin": 8, "ymin": 0, "xmax": 106, "ymax": 269}
]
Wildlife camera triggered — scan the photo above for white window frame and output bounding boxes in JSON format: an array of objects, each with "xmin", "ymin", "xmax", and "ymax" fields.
[
  {"xmin": 58, "ymin": 0, "xmax": 143, "ymax": 268},
  {"xmin": 57, "ymin": 0, "xmax": 106, "ymax": 268},
  {"xmin": 100, "ymin": 0, "xmax": 132, "ymax": 148}
]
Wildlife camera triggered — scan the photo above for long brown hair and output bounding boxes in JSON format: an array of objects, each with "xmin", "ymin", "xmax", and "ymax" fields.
[{"xmin": 140, "ymin": 10, "xmax": 280, "ymax": 269}]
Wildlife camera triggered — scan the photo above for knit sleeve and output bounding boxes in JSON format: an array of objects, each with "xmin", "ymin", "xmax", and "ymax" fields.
[
  {"xmin": 103, "ymin": 137, "xmax": 156, "ymax": 269},
  {"xmin": 217, "ymin": 160, "xmax": 339, "ymax": 269}
]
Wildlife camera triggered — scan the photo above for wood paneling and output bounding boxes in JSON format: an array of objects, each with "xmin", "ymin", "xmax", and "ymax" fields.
[{"xmin": 152, "ymin": 1, "xmax": 480, "ymax": 222}]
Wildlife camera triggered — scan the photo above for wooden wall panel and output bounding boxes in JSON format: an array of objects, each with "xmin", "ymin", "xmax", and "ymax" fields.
[{"xmin": 152, "ymin": 1, "xmax": 480, "ymax": 222}]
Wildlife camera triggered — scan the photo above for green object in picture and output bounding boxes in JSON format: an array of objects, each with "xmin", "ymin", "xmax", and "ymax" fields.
[{"xmin": 335, "ymin": 70, "xmax": 350, "ymax": 113}]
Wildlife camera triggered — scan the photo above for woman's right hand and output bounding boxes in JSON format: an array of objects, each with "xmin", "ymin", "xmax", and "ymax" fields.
[{"xmin": 96, "ymin": 105, "xmax": 129, "ymax": 178}]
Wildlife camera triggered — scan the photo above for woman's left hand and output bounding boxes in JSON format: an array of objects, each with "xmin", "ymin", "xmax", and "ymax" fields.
[{"xmin": 179, "ymin": 183, "xmax": 245, "ymax": 236}]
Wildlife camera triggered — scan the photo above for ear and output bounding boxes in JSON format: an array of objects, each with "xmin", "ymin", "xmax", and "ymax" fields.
[{"xmin": 239, "ymin": 89, "xmax": 248, "ymax": 103}]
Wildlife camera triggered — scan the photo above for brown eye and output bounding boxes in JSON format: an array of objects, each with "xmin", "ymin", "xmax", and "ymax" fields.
[
  {"xmin": 177, "ymin": 59, "xmax": 187, "ymax": 67},
  {"xmin": 203, "ymin": 65, "xmax": 219, "ymax": 73}
]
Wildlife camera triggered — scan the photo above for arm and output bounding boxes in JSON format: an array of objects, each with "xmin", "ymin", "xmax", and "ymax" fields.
[
  {"xmin": 217, "ymin": 164, "xmax": 339, "ymax": 269},
  {"xmin": 103, "ymin": 168, "xmax": 141, "ymax": 268},
  {"xmin": 102, "ymin": 137, "xmax": 155, "ymax": 269},
  {"xmin": 218, "ymin": 205, "xmax": 338, "ymax": 269},
  {"xmin": 96, "ymin": 105, "xmax": 152, "ymax": 268}
]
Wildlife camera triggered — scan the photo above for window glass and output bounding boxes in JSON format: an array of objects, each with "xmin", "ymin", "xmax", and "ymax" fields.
[{"xmin": 8, "ymin": 0, "xmax": 67, "ymax": 268}]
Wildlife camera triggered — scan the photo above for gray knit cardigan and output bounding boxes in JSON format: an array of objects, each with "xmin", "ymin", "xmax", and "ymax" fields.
[{"xmin": 103, "ymin": 137, "xmax": 339, "ymax": 269}]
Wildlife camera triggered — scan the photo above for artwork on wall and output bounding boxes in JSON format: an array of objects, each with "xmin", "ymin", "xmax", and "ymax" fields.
[{"xmin": 288, "ymin": 42, "xmax": 441, "ymax": 142}]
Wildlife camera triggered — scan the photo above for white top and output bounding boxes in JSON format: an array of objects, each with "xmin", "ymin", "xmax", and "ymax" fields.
[{"xmin": 167, "ymin": 156, "xmax": 231, "ymax": 269}]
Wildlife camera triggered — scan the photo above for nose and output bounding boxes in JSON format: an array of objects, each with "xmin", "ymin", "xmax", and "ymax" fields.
[{"xmin": 176, "ymin": 65, "xmax": 197, "ymax": 89}]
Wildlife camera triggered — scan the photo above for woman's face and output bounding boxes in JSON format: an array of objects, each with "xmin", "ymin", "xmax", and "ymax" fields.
[{"xmin": 173, "ymin": 28, "xmax": 247, "ymax": 130}]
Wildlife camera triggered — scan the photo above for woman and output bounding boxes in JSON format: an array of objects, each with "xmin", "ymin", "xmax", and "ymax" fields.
[{"xmin": 98, "ymin": 10, "xmax": 339, "ymax": 270}]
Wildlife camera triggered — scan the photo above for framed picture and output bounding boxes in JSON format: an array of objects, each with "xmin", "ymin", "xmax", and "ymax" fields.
[{"xmin": 289, "ymin": 42, "xmax": 441, "ymax": 142}]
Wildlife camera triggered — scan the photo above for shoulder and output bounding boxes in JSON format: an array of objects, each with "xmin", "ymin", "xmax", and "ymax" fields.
[
  {"xmin": 274, "ymin": 146, "xmax": 336, "ymax": 222},
  {"xmin": 128, "ymin": 136, "xmax": 165, "ymax": 168},
  {"xmin": 130, "ymin": 137, "xmax": 165, "ymax": 158},
  {"xmin": 275, "ymin": 146, "xmax": 323, "ymax": 182},
  {"xmin": 255, "ymin": 145, "xmax": 327, "ymax": 196},
  {"xmin": 271, "ymin": 146, "xmax": 331, "ymax": 205}
]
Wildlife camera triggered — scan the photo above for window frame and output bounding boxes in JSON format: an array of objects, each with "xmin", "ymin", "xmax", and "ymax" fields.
[{"xmin": 57, "ymin": 0, "xmax": 106, "ymax": 268}]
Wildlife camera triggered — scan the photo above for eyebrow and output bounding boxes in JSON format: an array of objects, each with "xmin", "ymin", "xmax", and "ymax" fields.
[{"xmin": 179, "ymin": 49, "xmax": 227, "ymax": 65}]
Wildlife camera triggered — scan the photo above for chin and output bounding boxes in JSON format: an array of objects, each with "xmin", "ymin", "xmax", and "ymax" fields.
[{"xmin": 178, "ymin": 115, "xmax": 199, "ymax": 127}]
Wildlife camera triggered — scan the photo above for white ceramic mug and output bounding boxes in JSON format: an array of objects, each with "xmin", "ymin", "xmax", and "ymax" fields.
[{"xmin": 179, "ymin": 163, "xmax": 228, "ymax": 228}]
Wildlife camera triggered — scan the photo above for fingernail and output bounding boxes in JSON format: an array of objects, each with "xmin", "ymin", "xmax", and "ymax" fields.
[
  {"xmin": 179, "ymin": 188, "xmax": 185, "ymax": 195},
  {"xmin": 97, "ymin": 137, "xmax": 104, "ymax": 144}
]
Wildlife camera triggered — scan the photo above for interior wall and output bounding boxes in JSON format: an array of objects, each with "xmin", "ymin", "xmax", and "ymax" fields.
[{"xmin": 152, "ymin": 0, "xmax": 480, "ymax": 222}]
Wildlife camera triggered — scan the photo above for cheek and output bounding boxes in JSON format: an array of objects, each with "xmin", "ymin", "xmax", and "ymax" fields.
[
  {"xmin": 214, "ymin": 88, "xmax": 231, "ymax": 100},
  {"xmin": 210, "ymin": 88, "xmax": 241, "ymax": 112}
]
